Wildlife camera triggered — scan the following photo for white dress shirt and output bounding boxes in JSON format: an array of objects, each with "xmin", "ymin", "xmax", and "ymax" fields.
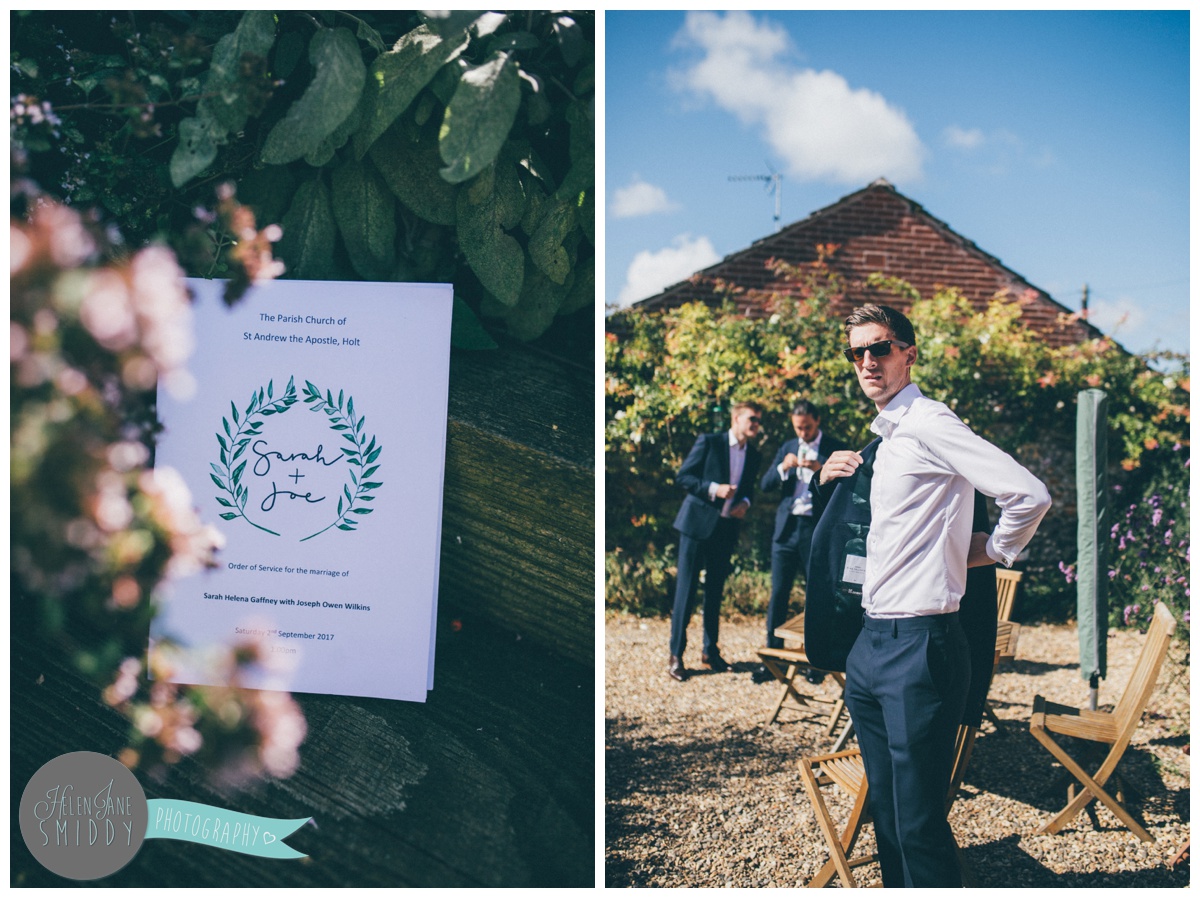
[
  {"xmin": 781, "ymin": 431, "xmax": 822, "ymax": 517},
  {"xmin": 863, "ymin": 383, "xmax": 1051, "ymax": 618}
]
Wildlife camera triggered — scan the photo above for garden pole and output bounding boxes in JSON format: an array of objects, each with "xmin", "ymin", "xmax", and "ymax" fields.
[{"xmin": 1076, "ymin": 388, "xmax": 1108, "ymax": 711}]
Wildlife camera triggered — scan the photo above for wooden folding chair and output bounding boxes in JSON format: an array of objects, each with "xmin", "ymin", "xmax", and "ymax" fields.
[
  {"xmin": 994, "ymin": 568, "xmax": 1023, "ymax": 622},
  {"xmin": 1028, "ymin": 600, "xmax": 1176, "ymax": 843},
  {"xmin": 757, "ymin": 614, "xmax": 848, "ymax": 741},
  {"xmin": 797, "ymin": 632, "xmax": 1008, "ymax": 887},
  {"xmin": 982, "ymin": 619, "xmax": 1022, "ymax": 730}
]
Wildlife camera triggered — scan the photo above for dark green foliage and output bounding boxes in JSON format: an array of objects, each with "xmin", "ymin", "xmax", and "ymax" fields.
[{"xmin": 11, "ymin": 10, "xmax": 595, "ymax": 347}]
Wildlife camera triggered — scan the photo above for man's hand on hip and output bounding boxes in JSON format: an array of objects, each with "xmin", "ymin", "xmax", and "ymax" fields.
[{"xmin": 967, "ymin": 531, "xmax": 997, "ymax": 568}]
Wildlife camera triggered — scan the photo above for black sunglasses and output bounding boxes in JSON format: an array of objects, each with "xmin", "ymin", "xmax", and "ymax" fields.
[{"xmin": 843, "ymin": 340, "xmax": 910, "ymax": 364}]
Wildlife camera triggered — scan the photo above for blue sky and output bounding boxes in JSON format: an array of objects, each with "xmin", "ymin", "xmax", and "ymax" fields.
[{"xmin": 604, "ymin": 10, "xmax": 1190, "ymax": 356}]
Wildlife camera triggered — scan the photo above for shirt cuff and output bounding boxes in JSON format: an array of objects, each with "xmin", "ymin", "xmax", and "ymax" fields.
[
  {"xmin": 985, "ymin": 533, "xmax": 1013, "ymax": 567},
  {"xmin": 707, "ymin": 482, "xmax": 719, "ymax": 501}
]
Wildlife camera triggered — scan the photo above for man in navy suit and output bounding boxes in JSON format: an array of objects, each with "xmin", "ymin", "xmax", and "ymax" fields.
[
  {"xmin": 668, "ymin": 401, "xmax": 763, "ymax": 681},
  {"xmin": 752, "ymin": 400, "xmax": 849, "ymax": 683}
]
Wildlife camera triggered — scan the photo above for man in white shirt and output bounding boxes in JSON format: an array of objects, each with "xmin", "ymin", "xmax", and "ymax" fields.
[
  {"xmin": 667, "ymin": 402, "xmax": 763, "ymax": 681},
  {"xmin": 820, "ymin": 304, "xmax": 1050, "ymax": 887},
  {"xmin": 752, "ymin": 400, "xmax": 848, "ymax": 684}
]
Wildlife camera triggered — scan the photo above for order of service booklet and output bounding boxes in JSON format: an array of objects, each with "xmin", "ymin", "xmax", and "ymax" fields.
[{"xmin": 150, "ymin": 278, "xmax": 452, "ymax": 702}]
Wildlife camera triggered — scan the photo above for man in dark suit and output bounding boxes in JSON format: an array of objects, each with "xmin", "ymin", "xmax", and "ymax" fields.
[
  {"xmin": 668, "ymin": 401, "xmax": 763, "ymax": 682},
  {"xmin": 751, "ymin": 400, "xmax": 849, "ymax": 683}
]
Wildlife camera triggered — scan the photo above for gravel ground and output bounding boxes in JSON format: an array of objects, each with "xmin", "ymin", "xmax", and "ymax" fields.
[{"xmin": 605, "ymin": 613, "xmax": 1190, "ymax": 888}]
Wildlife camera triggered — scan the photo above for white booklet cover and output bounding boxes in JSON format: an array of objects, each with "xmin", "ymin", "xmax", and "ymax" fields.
[{"xmin": 151, "ymin": 278, "xmax": 452, "ymax": 702}]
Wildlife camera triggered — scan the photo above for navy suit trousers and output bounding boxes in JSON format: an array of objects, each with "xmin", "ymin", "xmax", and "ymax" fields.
[
  {"xmin": 843, "ymin": 612, "xmax": 970, "ymax": 888},
  {"xmin": 766, "ymin": 514, "xmax": 816, "ymax": 648},
  {"xmin": 669, "ymin": 518, "xmax": 737, "ymax": 658}
]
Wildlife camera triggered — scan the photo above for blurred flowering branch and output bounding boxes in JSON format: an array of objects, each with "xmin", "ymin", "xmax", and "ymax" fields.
[{"xmin": 11, "ymin": 186, "xmax": 304, "ymax": 785}]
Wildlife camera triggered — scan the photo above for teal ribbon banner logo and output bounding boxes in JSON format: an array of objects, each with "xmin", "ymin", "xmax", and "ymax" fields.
[{"xmin": 146, "ymin": 799, "xmax": 310, "ymax": 859}]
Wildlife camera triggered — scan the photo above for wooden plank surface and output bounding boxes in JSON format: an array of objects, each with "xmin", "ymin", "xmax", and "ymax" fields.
[
  {"xmin": 441, "ymin": 343, "xmax": 594, "ymax": 661},
  {"xmin": 11, "ymin": 600, "xmax": 594, "ymax": 886}
]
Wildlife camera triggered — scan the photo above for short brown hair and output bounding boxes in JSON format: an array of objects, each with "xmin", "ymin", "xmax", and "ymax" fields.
[
  {"xmin": 844, "ymin": 303, "xmax": 916, "ymax": 347},
  {"xmin": 731, "ymin": 400, "xmax": 763, "ymax": 419}
]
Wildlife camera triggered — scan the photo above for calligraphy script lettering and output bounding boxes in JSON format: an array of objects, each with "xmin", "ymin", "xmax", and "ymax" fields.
[
  {"xmin": 251, "ymin": 440, "xmax": 341, "ymax": 477},
  {"xmin": 261, "ymin": 482, "xmax": 325, "ymax": 512}
]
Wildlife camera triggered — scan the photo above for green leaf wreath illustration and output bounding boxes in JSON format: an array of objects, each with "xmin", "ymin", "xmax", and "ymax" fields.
[
  {"xmin": 211, "ymin": 376, "xmax": 299, "ymax": 536},
  {"xmin": 299, "ymin": 380, "xmax": 383, "ymax": 541}
]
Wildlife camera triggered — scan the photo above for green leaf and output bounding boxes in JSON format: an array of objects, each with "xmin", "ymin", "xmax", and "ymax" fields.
[
  {"xmin": 559, "ymin": 255, "xmax": 594, "ymax": 316},
  {"xmin": 338, "ymin": 523, "xmax": 356, "ymax": 531},
  {"xmin": 351, "ymin": 507, "xmax": 374, "ymax": 514},
  {"xmin": 267, "ymin": 380, "xmax": 274, "ymax": 400},
  {"xmin": 216, "ymin": 497, "xmax": 233, "ymax": 507},
  {"xmin": 354, "ymin": 18, "xmax": 387, "ymax": 53},
  {"xmin": 354, "ymin": 24, "xmax": 471, "ymax": 158},
  {"xmin": 578, "ymin": 184, "xmax": 595, "ymax": 246},
  {"xmin": 169, "ymin": 116, "xmax": 220, "ymax": 188},
  {"xmin": 552, "ymin": 15, "xmax": 584, "ymax": 67},
  {"xmin": 559, "ymin": 99, "xmax": 595, "ymax": 204},
  {"xmin": 223, "ymin": 418, "xmax": 231, "ymax": 437},
  {"xmin": 331, "ymin": 157, "xmax": 396, "ymax": 279},
  {"xmin": 262, "ymin": 28, "xmax": 366, "ymax": 166},
  {"xmin": 220, "ymin": 512, "xmax": 239, "ymax": 521},
  {"xmin": 369, "ymin": 124, "xmax": 459, "ymax": 226},
  {"xmin": 171, "ymin": 11, "xmax": 277, "ymax": 187},
  {"xmin": 361, "ymin": 482, "xmax": 384, "ymax": 490},
  {"xmin": 347, "ymin": 397, "xmax": 355, "ymax": 417},
  {"xmin": 439, "ymin": 51, "xmax": 521, "ymax": 184},
  {"xmin": 337, "ymin": 496, "xmax": 344, "ymax": 515},
  {"xmin": 497, "ymin": 259, "xmax": 568, "ymax": 341},
  {"xmin": 233, "ymin": 460, "xmax": 247, "ymax": 484},
  {"xmin": 217, "ymin": 434, "xmax": 228, "ymax": 451},
  {"xmin": 366, "ymin": 447, "xmax": 382, "ymax": 464},
  {"xmin": 211, "ymin": 474, "xmax": 227, "ymax": 490},
  {"xmin": 451, "ymin": 295, "xmax": 498, "ymax": 350},
  {"xmin": 529, "ymin": 194, "xmax": 575, "ymax": 285},
  {"xmin": 203, "ymin": 11, "xmax": 278, "ymax": 132},
  {"xmin": 362, "ymin": 465, "xmax": 379, "ymax": 478},
  {"xmin": 276, "ymin": 178, "xmax": 338, "ymax": 279},
  {"xmin": 456, "ymin": 179, "xmax": 523, "ymax": 305},
  {"xmin": 421, "ymin": 10, "xmax": 485, "ymax": 37}
]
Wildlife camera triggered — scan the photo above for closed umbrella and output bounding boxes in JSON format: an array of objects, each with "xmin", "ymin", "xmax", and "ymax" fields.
[{"xmin": 1076, "ymin": 388, "xmax": 1108, "ymax": 710}]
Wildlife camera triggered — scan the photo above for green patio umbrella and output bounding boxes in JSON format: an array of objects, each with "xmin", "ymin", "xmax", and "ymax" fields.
[{"xmin": 1076, "ymin": 388, "xmax": 1108, "ymax": 710}]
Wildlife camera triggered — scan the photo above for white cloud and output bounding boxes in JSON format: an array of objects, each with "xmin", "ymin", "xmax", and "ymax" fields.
[
  {"xmin": 616, "ymin": 234, "xmax": 721, "ymax": 308},
  {"xmin": 671, "ymin": 11, "xmax": 923, "ymax": 184},
  {"xmin": 611, "ymin": 177, "xmax": 680, "ymax": 219},
  {"xmin": 943, "ymin": 125, "xmax": 985, "ymax": 150}
]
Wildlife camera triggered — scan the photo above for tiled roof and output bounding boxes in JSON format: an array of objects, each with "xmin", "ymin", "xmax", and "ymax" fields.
[{"xmin": 629, "ymin": 179, "xmax": 1106, "ymax": 349}]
